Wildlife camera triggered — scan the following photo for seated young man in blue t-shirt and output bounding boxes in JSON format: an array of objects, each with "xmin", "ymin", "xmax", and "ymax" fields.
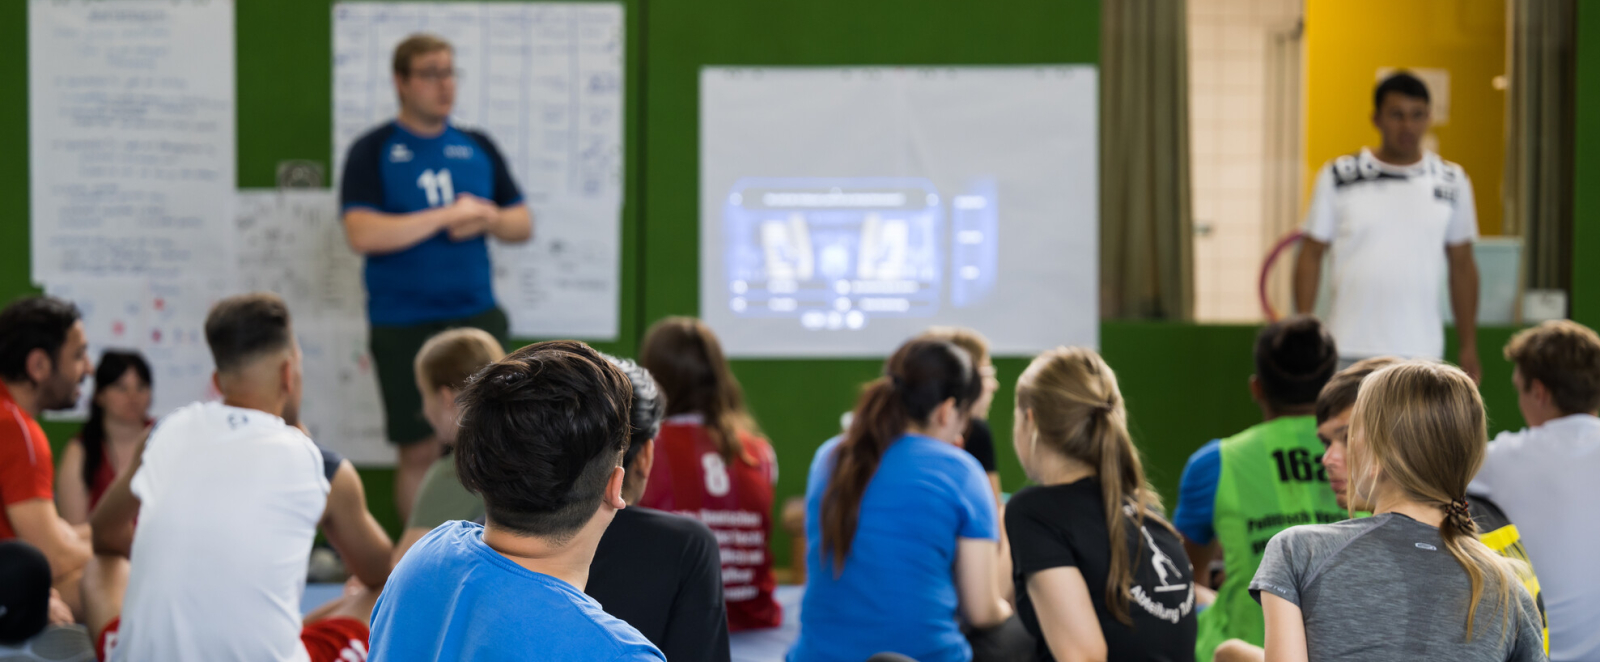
[{"xmin": 368, "ymin": 340, "xmax": 664, "ymax": 662}]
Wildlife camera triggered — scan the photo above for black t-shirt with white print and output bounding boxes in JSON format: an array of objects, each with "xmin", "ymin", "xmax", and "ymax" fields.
[{"xmin": 1006, "ymin": 478, "xmax": 1198, "ymax": 662}]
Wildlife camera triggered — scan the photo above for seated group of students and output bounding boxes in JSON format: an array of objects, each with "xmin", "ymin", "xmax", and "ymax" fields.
[
  {"xmin": 1, "ymin": 289, "xmax": 1595, "ymax": 662},
  {"xmin": 0, "ymin": 295, "xmax": 787, "ymax": 661},
  {"xmin": 1169, "ymin": 316, "xmax": 1599, "ymax": 662}
]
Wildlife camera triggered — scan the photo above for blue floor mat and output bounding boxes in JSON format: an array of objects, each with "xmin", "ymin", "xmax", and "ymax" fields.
[
  {"xmin": 729, "ymin": 585, "xmax": 803, "ymax": 662},
  {"xmin": 301, "ymin": 582, "xmax": 347, "ymax": 616}
]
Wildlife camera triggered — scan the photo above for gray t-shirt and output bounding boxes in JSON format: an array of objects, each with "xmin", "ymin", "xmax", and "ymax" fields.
[{"xmin": 1251, "ymin": 513, "xmax": 1544, "ymax": 662}]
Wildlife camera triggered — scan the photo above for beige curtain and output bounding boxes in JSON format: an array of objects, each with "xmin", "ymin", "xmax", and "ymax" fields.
[
  {"xmin": 1101, "ymin": 0, "xmax": 1194, "ymax": 320},
  {"xmin": 1505, "ymin": 0, "xmax": 1576, "ymax": 291}
]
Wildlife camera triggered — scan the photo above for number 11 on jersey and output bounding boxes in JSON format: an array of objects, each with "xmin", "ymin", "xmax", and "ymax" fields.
[{"xmin": 418, "ymin": 168, "xmax": 455, "ymax": 207}]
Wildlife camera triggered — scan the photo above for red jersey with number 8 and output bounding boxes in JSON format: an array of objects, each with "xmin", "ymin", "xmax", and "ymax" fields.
[{"xmin": 639, "ymin": 416, "xmax": 781, "ymax": 631}]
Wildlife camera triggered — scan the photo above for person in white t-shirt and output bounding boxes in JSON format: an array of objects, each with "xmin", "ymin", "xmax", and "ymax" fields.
[
  {"xmin": 1293, "ymin": 71, "xmax": 1482, "ymax": 380},
  {"xmin": 81, "ymin": 293, "xmax": 395, "ymax": 662},
  {"xmin": 1470, "ymin": 320, "xmax": 1600, "ymax": 662}
]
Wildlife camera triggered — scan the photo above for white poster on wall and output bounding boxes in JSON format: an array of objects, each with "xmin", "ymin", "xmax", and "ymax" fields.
[
  {"xmin": 332, "ymin": 2, "xmax": 624, "ymax": 340},
  {"xmin": 235, "ymin": 190, "xmax": 389, "ymax": 465},
  {"xmin": 28, "ymin": 0, "xmax": 237, "ymax": 283},
  {"xmin": 43, "ymin": 276, "xmax": 229, "ymax": 422},
  {"xmin": 700, "ymin": 66, "xmax": 1099, "ymax": 358}
]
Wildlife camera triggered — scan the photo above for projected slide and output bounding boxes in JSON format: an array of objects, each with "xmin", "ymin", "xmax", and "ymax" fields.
[
  {"xmin": 701, "ymin": 66, "xmax": 1098, "ymax": 357},
  {"xmin": 723, "ymin": 178, "xmax": 999, "ymax": 331}
]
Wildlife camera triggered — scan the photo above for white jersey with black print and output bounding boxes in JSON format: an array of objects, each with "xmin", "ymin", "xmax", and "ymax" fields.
[{"xmin": 1304, "ymin": 147, "xmax": 1477, "ymax": 360}]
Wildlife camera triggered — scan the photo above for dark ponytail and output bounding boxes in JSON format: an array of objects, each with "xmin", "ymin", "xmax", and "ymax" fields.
[
  {"xmin": 820, "ymin": 339, "xmax": 981, "ymax": 573},
  {"xmin": 80, "ymin": 350, "xmax": 152, "ymax": 488}
]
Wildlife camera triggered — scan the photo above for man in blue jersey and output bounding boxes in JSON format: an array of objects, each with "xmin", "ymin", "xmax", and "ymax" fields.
[{"xmin": 340, "ymin": 33, "xmax": 531, "ymax": 521}]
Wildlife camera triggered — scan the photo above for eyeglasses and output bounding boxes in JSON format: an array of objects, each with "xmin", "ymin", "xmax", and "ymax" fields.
[{"xmin": 411, "ymin": 68, "xmax": 460, "ymax": 83}]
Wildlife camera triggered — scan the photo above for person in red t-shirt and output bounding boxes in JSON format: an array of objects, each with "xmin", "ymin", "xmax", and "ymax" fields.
[
  {"xmin": 638, "ymin": 317, "xmax": 782, "ymax": 631},
  {"xmin": 0, "ymin": 296, "xmax": 95, "ymax": 619},
  {"xmin": 55, "ymin": 350, "xmax": 153, "ymax": 526}
]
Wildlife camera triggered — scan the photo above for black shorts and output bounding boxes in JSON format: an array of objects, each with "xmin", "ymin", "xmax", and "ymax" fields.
[{"xmin": 368, "ymin": 307, "xmax": 509, "ymax": 446}]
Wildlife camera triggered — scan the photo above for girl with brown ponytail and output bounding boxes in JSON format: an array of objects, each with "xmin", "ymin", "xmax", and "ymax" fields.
[
  {"xmin": 791, "ymin": 338, "xmax": 1014, "ymax": 662},
  {"xmin": 1253, "ymin": 361, "xmax": 1544, "ymax": 662},
  {"xmin": 1007, "ymin": 346, "xmax": 1197, "ymax": 661},
  {"xmin": 637, "ymin": 317, "xmax": 782, "ymax": 631}
]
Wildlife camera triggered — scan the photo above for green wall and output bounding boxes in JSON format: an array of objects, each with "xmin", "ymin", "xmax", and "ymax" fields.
[
  {"xmin": 1575, "ymin": 1, "xmax": 1600, "ymax": 330},
  {"xmin": 2, "ymin": 0, "xmax": 1597, "ymax": 571}
]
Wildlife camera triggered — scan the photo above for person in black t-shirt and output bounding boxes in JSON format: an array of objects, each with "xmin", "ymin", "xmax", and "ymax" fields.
[
  {"xmin": 587, "ymin": 356, "xmax": 732, "ymax": 662},
  {"xmin": 1008, "ymin": 347, "xmax": 1197, "ymax": 662}
]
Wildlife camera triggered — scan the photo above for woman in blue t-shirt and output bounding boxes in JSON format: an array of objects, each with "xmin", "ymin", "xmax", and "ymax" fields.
[{"xmin": 791, "ymin": 339, "xmax": 1014, "ymax": 662}]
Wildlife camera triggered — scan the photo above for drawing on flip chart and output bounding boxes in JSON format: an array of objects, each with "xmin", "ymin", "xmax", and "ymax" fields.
[{"xmin": 235, "ymin": 191, "xmax": 389, "ymax": 465}]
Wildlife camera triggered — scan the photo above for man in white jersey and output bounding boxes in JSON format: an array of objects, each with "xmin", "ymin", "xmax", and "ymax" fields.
[
  {"xmin": 1470, "ymin": 320, "xmax": 1600, "ymax": 662},
  {"xmin": 82, "ymin": 293, "xmax": 394, "ymax": 661},
  {"xmin": 1293, "ymin": 71, "xmax": 1482, "ymax": 380}
]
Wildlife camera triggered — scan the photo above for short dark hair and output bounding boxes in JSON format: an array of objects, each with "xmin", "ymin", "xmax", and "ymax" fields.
[
  {"xmin": 1315, "ymin": 356, "xmax": 1403, "ymax": 425},
  {"xmin": 603, "ymin": 354, "xmax": 665, "ymax": 470},
  {"xmin": 455, "ymin": 340, "xmax": 633, "ymax": 541},
  {"xmin": 1505, "ymin": 320, "xmax": 1600, "ymax": 416},
  {"xmin": 1255, "ymin": 315, "xmax": 1339, "ymax": 411},
  {"xmin": 1374, "ymin": 71, "xmax": 1430, "ymax": 111},
  {"xmin": 204, "ymin": 293, "xmax": 292, "ymax": 373},
  {"xmin": 0, "ymin": 540, "xmax": 52, "ymax": 643},
  {"xmin": 0, "ymin": 296, "xmax": 82, "ymax": 383}
]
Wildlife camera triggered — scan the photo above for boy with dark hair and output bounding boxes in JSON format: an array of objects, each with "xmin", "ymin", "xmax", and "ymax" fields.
[
  {"xmin": 588, "ymin": 355, "xmax": 731, "ymax": 662},
  {"xmin": 0, "ymin": 296, "xmax": 94, "ymax": 619},
  {"xmin": 1292, "ymin": 70, "xmax": 1481, "ymax": 379},
  {"xmin": 1471, "ymin": 320, "xmax": 1600, "ymax": 661},
  {"xmin": 87, "ymin": 293, "xmax": 392, "ymax": 662},
  {"xmin": 368, "ymin": 340, "xmax": 665, "ymax": 661},
  {"xmin": 1172, "ymin": 315, "xmax": 1345, "ymax": 661}
]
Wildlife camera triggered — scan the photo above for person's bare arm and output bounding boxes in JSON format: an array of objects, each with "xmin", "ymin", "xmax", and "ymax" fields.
[
  {"xmin": 1215, "ymin": 639, "xmax": 1267, "ymax": 662},
  {"xmin": 1026, "ymin": 567, "xmax": 1109, "ymax": 662},
  {"xmin": 321, "ymin": 460, "xmax": 394, "ymax": 589},
  {"xmin": 1292, "ymin": 238, "xmax": 1329, "ymax": 315},
  {"xmin": 446, "ymin": 198, "xmax": 531, "ymax": 241},
  {"xmin": 7, "ymin": 500, "xmax": 91, "ymax": 579},
  {"xmin": 1447, "ymin": 242, "xmax": 1481, "ymax": 382},
  {"xmin": 954, "ymin": 537, "xmax": 1014, "ymax": 629},
  {"xmin": 996, "ymin": 503, "xmax": 1015, "ymax": 603},
  {"xmin": 490, "ymin": 203, "xmax": 531, "ymax": 243},
  {"xmin": 1183, "ymin": 537, "xmax": 1216, "ymax": 588},
  {"xmin": 1261, "ymin": 593, "xmax": 1310, "ymax": 662},
  {"xmin": 90, "ymin": 436, "xmax": 148, "ymax": 558},
  {"xmin": 54, "ymin": 440, "xmax": 90, "ymax": 526},
  {"xmin": 343, "ymin": 194, "xmax": 497, "ymax": 255},
  {"xmin": 390, "ymin": 527, "xmax": 430, "ymax": 570}
]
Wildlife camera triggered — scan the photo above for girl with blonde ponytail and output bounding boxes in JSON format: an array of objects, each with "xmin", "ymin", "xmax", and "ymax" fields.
[
  {"xmin": 1253, "ymin": 361, "xmax": 1543, "ymax": 662},
  {"xmin": 1007, "ymin": 347, "xmax": 1197, "ymax": 661}
]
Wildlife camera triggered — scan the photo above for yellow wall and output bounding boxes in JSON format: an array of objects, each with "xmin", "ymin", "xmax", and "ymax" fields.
[{"xmin": 1304, "ymin": 0, "xmax": 1507, "ymax": 235}]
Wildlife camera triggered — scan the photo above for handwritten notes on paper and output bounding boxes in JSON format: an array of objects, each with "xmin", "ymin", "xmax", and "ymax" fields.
[{"xmin": 29, "ymin": 0, "xmax": 237, "ymax": 283}]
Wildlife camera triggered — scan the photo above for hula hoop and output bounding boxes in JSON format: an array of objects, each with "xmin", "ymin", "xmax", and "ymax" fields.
[{"xmin": 1259, "ymin": 231, "xmax": 1305, "ymax": 322}]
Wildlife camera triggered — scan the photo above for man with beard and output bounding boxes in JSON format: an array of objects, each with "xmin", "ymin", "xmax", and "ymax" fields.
[{"xmin": 0, "ymin": 296, "xmax": 94, "ymax": 619}]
